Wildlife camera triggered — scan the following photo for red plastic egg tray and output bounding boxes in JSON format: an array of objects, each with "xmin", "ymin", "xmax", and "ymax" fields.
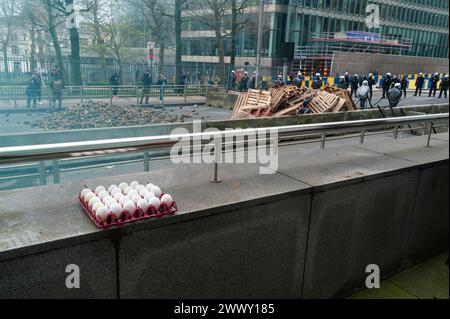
[{"xmin": 79, "ymin": 193, "xmax": 178, "ymax": 229}]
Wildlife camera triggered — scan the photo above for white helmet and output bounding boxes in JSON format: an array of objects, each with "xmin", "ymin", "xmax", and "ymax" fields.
[
  {"xmin": 419, "ymin": 73, "xmax": 423, "ymax": 76},
  {"xmin": 340, "ymin": 76, "xmax": 345, "ymax": 80},
  {"xmin": 244, "ymin": 71, "xmax": 248, "ymax": 75},
  {"xmin": 363, "ymin": 80, "xmax": 369, "ymax": 86},
  {"xmin": 445, "ymin": 75, "xmax": 448, "ymax": 78},
  {"xmin": 316, "ymin": 73, "xmax": 321, "ymax": 77},
  {"xmin": 387, "ymin": 73, "xmax": 392, "ymax": 76},
  {"xmin": 394, "ymin": 83, "xmax": 401, "ymax": 88},
  {"xmin": 369, "ymin": 73, "xmax": 373, "ymax": 76}
]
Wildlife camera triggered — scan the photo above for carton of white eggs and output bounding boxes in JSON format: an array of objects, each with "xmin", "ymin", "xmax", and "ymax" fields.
[{"xmin": 79, "ymin": 181, "xmax": 178, "ymax": 229}]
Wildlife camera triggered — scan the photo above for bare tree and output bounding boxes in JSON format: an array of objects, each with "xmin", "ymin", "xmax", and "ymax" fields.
[
  {"xmin": 230, "ymin": 0, "xmax": 250, "ymax": 70},
  {"xmin": 187, "ymin": 0, "xmax": 229, "ymax": 84},
  {"xmin": 0, "ymin": 0, "xmax": 17, "ymax": 77},
  {"xmin": 140, "ymin": 0, "xmax": 173, "ymax": 75}
]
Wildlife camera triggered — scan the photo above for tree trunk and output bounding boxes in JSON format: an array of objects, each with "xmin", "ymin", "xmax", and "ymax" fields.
[
  {"xmin": 230, "ymin": 0, "xmax": 237, "ymax": 71},
  {"xmin": 65, "ymin": 0, "xmax": 82, "ymax": 86},
  {"xmin": 174, "ymin": 0, "xmax": 183, "ymax": 85},
  {"xmin": 2, "ymin": 25, "xmax": 11, "ymax": 78},
  {"xmin": 215, "ymin": 30, "xmax": 225, "ymax": 85},
  {"xmin": 46, "ymin": 0, "xmax": 65, "ymax": 82},
  {"xmin": 30, "ymin": 24, "xmax": 37, "ymax": 71},
  {"xmin": 158, "ymin": 43, "xmax": 165, "ymax": 77}
]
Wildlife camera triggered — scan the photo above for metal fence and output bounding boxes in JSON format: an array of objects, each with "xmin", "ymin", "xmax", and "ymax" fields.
[
  {"xmin": 0, "ymin": 84, "xmax": 212, "ymax": 108},
  {"xmin": 0, "ymin": 56, "xmax": 285, "ymax": 87}
]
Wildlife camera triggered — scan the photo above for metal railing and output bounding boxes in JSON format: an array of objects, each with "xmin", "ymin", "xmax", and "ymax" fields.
[
  {"xmin": 0, "ymin": 84, "xmax": 214, "ymax": 107},
  {"xmin": 0, "ymin": 113, "xmax": 448, "ymax": 189}
]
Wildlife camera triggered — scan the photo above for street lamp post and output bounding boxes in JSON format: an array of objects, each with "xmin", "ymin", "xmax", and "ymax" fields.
[{"xmin": 255, "ymin": 0, "xmax": 265, "ymax": 89}]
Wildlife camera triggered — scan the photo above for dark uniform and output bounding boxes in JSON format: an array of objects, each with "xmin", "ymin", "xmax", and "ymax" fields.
[
  {"xmin": 400, "ymin": 76, "xmax": 408, "ymax": 99},
  {"xmin": 414, "ymin": 75, "xmax": 425, "ymax": 96},
  {"xmin": 336, "ymin": 78, "xmax": 348, "ymax": 90},
  {"xmin": 382, "ymin": 74, "xmax": 393, "ymax": 99},
  {"xmin": 439, "ymin": 76, "xmax": 449, "ymax": 99},
  {"xmin": 350, "ymin": 75, "xmax": 359, "ymax": 98},
  {"xmin": 312, "ymin": 76, "xmax": 323, "ymax": 90},
  {"xmin": 25, "ymin": 75, "xmax": 41, "ymax": 108},
  {"xmin": 140, "ymin": 72, "xmax": 152, "ymax": 104},
  {"xmin": 240, "ymin": 73, "xmax": 249, "ymax": 92},
  {"xmin": 429, "ymin": 74, "xmax": 440, "ymax": 97},
  {"xmin": 368, "ymin": 75, "xmax": 376, "ymax": 100}
]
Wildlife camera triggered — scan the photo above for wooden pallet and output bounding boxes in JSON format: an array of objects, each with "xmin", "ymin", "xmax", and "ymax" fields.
[{"xmin": 308, "ymin": 91, "xmax": 340, "ymax": 114}]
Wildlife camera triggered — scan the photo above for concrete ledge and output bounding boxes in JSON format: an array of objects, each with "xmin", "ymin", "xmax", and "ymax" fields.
[{"xmin": 0, "ymin": 133, "xmax": 448, "ymax": 298}]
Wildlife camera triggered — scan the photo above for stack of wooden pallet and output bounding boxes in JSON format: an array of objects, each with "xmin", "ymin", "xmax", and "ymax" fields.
[{"xmin": 232, "ymin": 85, "xmax": 357, "ymax": 119}]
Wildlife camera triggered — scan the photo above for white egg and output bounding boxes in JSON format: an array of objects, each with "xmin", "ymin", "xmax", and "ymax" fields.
[
  {"xmin": 145, "ymin": 183, "xmax": 155, "ymax": 191},
  {"xmin": 161, "ymin": 194, "xmax": 173, "ymax": 206},
  {"xmin": 123, "ymin": 186, "xmax": 134, "ymax": 195},
  {"xmin": 144, "ymin": 192, "xmax": 156, "ymax": 201},
  {"xmin": 96, "ymin": 206, "xmax": 110, "ymax": 222},
  {"xmin": 114, "ymin": 192, "xmax": 125, "ymax": 202},
  {"xmin": 84, "ymin": 191, "xmax": 96, "ymax": 202},
  {"xmin": 81, "ymin": 189, "xmax": 91, "ymax": 198},
  {"xmin": 104, "ymin": 198, "xmax": 118, "ymax": 208},
  {"xmin": 130, "ymin": 181, "xmax": 140, "ymax": 189},
  {"xmin": 119, "ymin": 182, "xmax": 129, "ymax": 191},
  {"xmin": 132, "ymin": 195, "xmax": 143, "ymax": 204},
  {"xmin": 137, "ymin": 199, "xmax": 149, "ymax": 212},
  {"xmin": 139, "ymin": 188, "xmax": 150, "ymax": 197},
  {"xmin": 148, "ymin": 197, "xmax": 161, "ymax": 210},
  {"xmin": 135, "ymin": 185, "xmax": 145, "ymax": 193},
  {"xmin": 98, "ymin": 190, "xmax": 110, "ymax": 200},
  {"xmin": 102, "ymin": 195, "xmax": 114, "ymax": 204},
  {"xmin": 150, "ymin": 186, "xmax": 162, "ymax": 198},
  {"xmin": 127, "ymin": 190, "xmax": 139, "ymax": 199},
  {"xmin": 110, "ymin": 187, "xmax": 122, "ymax": 196},
  {"xmin": 107, "ymin": 185, "xmax": 118, "ymax": 193},
  {"xmin": 123, "ymin": 200, "xmax": 136, "ymax": 215},
  {"xmin": 92, "ymin": 201, "xmax": 103, "ymax": 213},
  {"xmin": 119, "ymin": 196, "xmax": 129, "ymax": 206},
  {"xmin": 110, "ymin": 203, "xmax": 123, "ymax": 217},
  {"xmin": 95, "ymin": 186, "xmax": 106, "ymax": 195},
  {"xmin": 88, "ymin": 196, "xmax": 101, "ymax": 208}
]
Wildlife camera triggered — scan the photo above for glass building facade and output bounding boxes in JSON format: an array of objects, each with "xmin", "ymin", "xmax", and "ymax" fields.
[{"xmin": 182, "ymin": 0, "xmax": 449, "ymax": 64}]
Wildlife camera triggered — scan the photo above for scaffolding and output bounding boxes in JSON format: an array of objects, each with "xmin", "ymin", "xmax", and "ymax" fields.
[{"xmin": 293, "ymin": 32, "xmax": 413, "ymax": 75}]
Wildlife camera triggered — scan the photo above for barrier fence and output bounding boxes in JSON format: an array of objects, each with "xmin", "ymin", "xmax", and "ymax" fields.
[{"xmin": 0, "ymin": 84, "xmax": 212, "ymax": 108}]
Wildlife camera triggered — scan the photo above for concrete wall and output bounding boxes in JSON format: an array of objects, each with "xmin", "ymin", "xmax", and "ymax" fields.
[
  {"xmin": 332, "ymin": 52, "xmax": 450, "ymax": 76},
  {"xmin": 0, "ymin": 134, "xmax": 448, "ymax": 299}
]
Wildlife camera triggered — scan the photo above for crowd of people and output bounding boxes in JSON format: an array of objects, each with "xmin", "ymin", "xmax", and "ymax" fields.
[{"xmin": 228, "ymin": 69, "xmax": 449, "ymax": 110}]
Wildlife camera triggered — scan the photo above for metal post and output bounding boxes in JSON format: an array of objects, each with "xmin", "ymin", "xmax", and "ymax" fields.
[
  {"xmin": 38, "ymin": 161, "xmax": 47, "ymax": 186},
  {"xmin": 321, "ymin": 134, "xmax": 326, "ymax": 149},
  {"xmin": 109, "ymin": 86, "xmax": 113, "ymax": 106},
  {"xmin": 13, "ymin": 87, "xmax": 17, "ymax": 108},
  {"xmin": 211, "ymin": 139, "xmax": 222, "ymax": 183},
  {"xmin": 360, "ymin": 130, "xmax": 366, "ymax": 144},
  {"xmin": 80, "ymin": 85, "xmax": 84, "ymax": 103},
  {"xmin": 143, "ymin": 150, "xmax": 150, "ymax": 172},
  {"xmin": 255, "ymin": 0, "xmax": 265, "ymax": 89},
  {"xmin": 427, "ymin": 122, "xmax": 433, "ymax": 147},
  {"xmin": 184, "ymin": 84, "xmax": 187, "ymax": 103},
  {"xmin": 52, "ymin": 160, "xmax": 60, "ymax": 184},
  {"xmin": 394, "ymin": 125, "xmax": 399, "ymax": 139}
]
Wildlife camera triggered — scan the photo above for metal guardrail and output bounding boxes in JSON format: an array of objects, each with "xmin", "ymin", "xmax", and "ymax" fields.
[
  {"xmin": 0, "ymin": 84, "xmax": 214, "ymax": 107},
  {"xmin": 0, "ymin": 113, "xmax": 449, "ymax": 185}
]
